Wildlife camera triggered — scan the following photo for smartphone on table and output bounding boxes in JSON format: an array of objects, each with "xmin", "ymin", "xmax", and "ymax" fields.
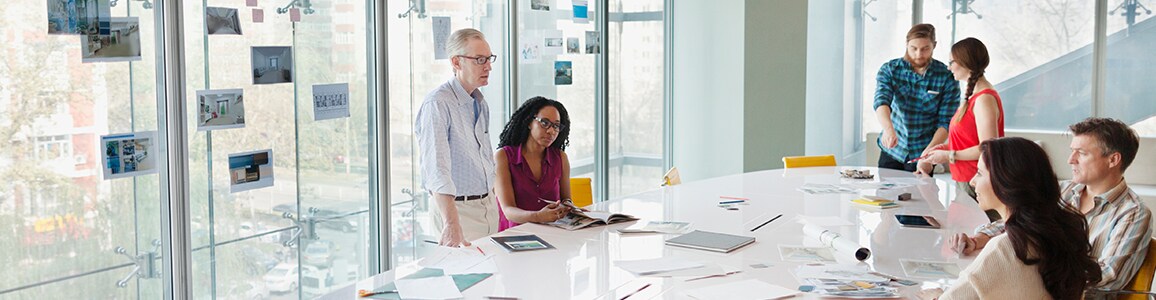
[{"xmin": 894, "ymin": 214, "xmax": 940, "ymax": 229}]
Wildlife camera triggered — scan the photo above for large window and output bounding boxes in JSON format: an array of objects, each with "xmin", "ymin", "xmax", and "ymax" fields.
[
  {"xmin": 858, "ymin": 0, "xmax": 1155, "ymax": 153},
  {"xmin": 608, "ymin": 0, "xmax": 664, "ymax": 198},
  {"xmin": 3, "ymin": 0, "xmax": 665, "ymax": 298}
]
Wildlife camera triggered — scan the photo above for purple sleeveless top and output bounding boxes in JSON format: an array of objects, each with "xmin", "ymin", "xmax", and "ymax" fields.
[{"xmin": 497, "ymin": 145, "xmax": 563, "ymax": 231}]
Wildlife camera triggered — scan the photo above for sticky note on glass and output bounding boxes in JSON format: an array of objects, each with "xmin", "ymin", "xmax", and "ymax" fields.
[
  {"xmin": 252, "ymin": 9, "xmax": 264, "ymax": 23},
  {"xmin": 246, "ymin": 0, "xmax": 258, "ymax": 6},
  {"xmin": 290, "ymin": 8, "xmax": 301, "ymax": 22}
]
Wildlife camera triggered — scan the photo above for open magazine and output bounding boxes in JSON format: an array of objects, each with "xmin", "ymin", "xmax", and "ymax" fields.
[{"xmin": 547, "ymin": 210, "xmax": 638, "ymax": 230}]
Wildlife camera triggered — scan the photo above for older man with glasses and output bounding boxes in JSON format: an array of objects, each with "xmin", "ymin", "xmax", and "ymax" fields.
[{"xmin": 415, "ymin": 28, "xmax": 500, "ymax": 247}]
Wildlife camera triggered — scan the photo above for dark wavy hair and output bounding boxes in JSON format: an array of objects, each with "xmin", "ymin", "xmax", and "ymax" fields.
[
  {"xmin": 980, "ymin": 137, "xmax": 1101, "ymax": 299},
  {"xmin": 951, "ymin": 37, "xmax": 990, "ymax": 102},
  {"xmin": 498, "ymin": 96, "xmax": 570, "ymax": 151}
]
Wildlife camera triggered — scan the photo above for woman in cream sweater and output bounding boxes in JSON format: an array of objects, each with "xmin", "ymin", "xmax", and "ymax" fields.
[{"xmin": 923, "ymin": 137, "xmax": 1101, "ymax": 300}]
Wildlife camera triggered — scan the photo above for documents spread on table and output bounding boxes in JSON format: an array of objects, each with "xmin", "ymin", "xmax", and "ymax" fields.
[
  {"xmin": 683, "ymin": 279, "xmax": 798, "ymax": 300},
  {"xmin": 793, "ymin": 264, "xmax": 899, "ymax": 298},
  {"xmin": 615, "ymin": 257, "xmax": 705, "ymax": 276}
]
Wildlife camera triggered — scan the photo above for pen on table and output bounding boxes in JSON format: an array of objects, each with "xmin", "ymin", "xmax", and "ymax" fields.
[
  {"xmin": 423, "ymin": 239, "xmax": 438, "ymax": 244},
  {"xmin": 476, "ymin": 246, "xmax": 486, "ymax": 255},
  {"xmin": 750, "ymin": 214, "xmax": 784, "ymax": 232},
  {"xmin": 618, "ymin": 283, "xmax": 651, "ymax": 300},
  {"xmin": 719, "ymin": 196, "xmax": 749, "ymax": 201},
  {"xmin": 718, "ymin": 199, "xmax": 746, "ymax": 205}
]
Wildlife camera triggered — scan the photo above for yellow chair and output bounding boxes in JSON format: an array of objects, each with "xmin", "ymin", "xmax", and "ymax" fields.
[
  {"xmin": 662, "ymin": 167, "xmax": 682, "ymax": 186},
  {"xmin": 1120, "ymin": 238, "xmax": 1156, "ymax": 299},
  {"xmin": 1088, "ymin": 238, "xmax": 1156, "ymax": 299},
  {"xmin": 782, "ymin": 155, "xmax": 837, "ymax": 168},
  {"xmin": 570, "ymin": 177, "xmax": 593, "ymax": 208}
]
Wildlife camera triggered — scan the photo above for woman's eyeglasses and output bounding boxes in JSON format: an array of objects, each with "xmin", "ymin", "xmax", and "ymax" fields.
[
  {"xmin": 456, "ymin": 55, "xmax": 497, "ymax": 65},
  {"xmin": 534, "ymin": 117, "xmax": 566, "ymax": 131}
]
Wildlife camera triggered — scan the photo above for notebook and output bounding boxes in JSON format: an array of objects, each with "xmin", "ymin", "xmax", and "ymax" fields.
[{"xmin": 665, "ymin": 230, "xmax": 756, "ymax": 253}]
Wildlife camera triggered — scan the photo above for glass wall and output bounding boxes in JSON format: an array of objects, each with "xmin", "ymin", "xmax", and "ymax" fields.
[
  {"xmin": 181, "ymin": 0, "xmax": 375, "ymax": 298},
  {"xmin": 2, "ymin": 0, "xmax": 665, "ymax": 298},
  {"xmin": 1, "ymin": 0, "xmax": 165, "ymax": 298},
  {"xmin": 608, "ymin": 0, "xmax": 664, "ymax": 198},
  {"xmin": 858, "ymin": 0, "xmax": 1156, "ymax": 151}
]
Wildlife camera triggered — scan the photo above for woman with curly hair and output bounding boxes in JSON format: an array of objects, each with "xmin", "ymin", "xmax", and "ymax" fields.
[{"xmin": 493, "ymin": 96, "xmax": 574, "ymax": 231}]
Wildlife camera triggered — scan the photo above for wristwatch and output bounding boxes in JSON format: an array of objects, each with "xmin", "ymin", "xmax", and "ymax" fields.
[{"xmin": 948, "ymin": 150, "xmax": 957, "ymax": 164}]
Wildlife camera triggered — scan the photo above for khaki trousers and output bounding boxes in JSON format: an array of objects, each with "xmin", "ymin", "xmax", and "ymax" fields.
[{"xmin": 432, "ymin": 194, "xmax": 499, "ymax": 242}]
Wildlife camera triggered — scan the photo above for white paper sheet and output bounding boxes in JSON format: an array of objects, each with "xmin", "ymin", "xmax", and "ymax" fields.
[
  {"xmin": 615, "ymin": 257, "xmax": 704, "ymax": 275},
  {"xmin": 419, "ymin": 246, "xmax": 494, "ymax": 275},
  {"xmin": 395, "ymin": 276, "xmax": 463, "ymax": 300},
  {"xmin": 794, "ymin": 264, "xmax": 888, "ymax": 282},
  {"xmin": 684, "ymin": 279, "xmax": 797, "ymax": 300}
]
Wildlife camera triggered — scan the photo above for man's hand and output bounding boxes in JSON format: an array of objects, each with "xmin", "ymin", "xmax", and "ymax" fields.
[
  {"xmin": 439, "ymin": 224, "xmax": 471, "ymax": 247},
  {"xmin": 916, "ymin": 288, "xmax": 943, "ymax": 300},
  {"xmin": 881, "ymin": 128, "xmax": 898, "ymax": 149},
  {"xmin": 914, "ymin": 160, "xmax": 934, "ymax": 176}
]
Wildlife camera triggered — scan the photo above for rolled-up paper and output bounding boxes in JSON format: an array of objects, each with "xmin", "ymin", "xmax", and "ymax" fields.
[{"xmin": 803, "ymin": 224, "xmax": 871, "ymax": 261}]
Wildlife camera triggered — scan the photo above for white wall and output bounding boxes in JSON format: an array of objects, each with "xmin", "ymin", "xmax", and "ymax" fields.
[{"xmin": 671, "ymin": 0, "xmax": 745, "ymax": 182}]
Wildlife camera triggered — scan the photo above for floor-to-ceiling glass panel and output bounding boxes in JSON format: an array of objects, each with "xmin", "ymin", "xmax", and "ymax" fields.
[
  {"xmin": 0, "ymin": 0, "xmax": 165, "ymax": 298},
  {"xmin": 183, "ymin": 0, "xmax": 376, "ymax": 298},
  {"xmin": 1105, "ymin": 2, "xmax": 1156, "ymax": 137},
  {"xmin": 924, "ymin": 0, "xmax": 1094, "ymax": 131},
  {"xmin": 608, "ymin": 0, "xmax": 663, "ymax": 198}
]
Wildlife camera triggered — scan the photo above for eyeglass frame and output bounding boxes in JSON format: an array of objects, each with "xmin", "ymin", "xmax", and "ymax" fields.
[
  {"xmin": 533, "ymin": 116, "xmax": 566, "ymax": 132},
  {"xmin": 455, "ymin": 54, "xmax": 497, "ymax": 65}
]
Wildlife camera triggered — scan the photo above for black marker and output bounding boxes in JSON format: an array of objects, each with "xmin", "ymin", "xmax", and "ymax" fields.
[{"xmin": 750, "ymin": 214, "xmax": 783, "ymax": 232}]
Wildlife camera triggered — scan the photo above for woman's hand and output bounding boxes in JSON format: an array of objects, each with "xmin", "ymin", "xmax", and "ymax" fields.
[
  {"xmin": 914, "ymin": 160, "xmax": 934, "ymax": 176},
  {"xmin": 535, "ymin": 203, "xmax": 571, "ymax": 223},
  {"xmin": 922, "ymin": 143, "xmax": 950, "ymax": 157},
  {"xmin": 916, "ymin": 288, "xmax": 943, "ymax": 300},
  {"xmin": 921, "ymin": 150, "xmax": 950, "ymax": 165},
  {"xmin": 949, "ymin": 233, "xmax": 983, "ymax": 256}
]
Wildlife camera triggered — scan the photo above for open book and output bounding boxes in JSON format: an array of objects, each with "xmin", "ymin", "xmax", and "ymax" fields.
[{"xmin": 547, "ymin": 210, "xmax": 638, "ymax": 230}]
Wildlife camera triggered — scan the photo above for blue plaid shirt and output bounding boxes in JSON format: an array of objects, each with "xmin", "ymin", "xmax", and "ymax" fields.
[{"xmin": 874, "ymin": 58, "xmax": 960, "ymax": 162}]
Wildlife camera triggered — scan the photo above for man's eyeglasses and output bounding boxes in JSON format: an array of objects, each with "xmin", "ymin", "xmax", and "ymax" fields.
[
  {"xmin": 534, "ymin": 117, "xmax": 566, "ymax": 131},
  {"xmin": 457, "ymin": 55, "xmax": 497, "ymax": 65}
]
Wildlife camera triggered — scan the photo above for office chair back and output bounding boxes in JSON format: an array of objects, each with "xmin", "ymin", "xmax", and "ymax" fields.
[
  {"xmin": 1120, "ymin": 238, "xmax": 1156, "ymax": 299},
  {"xmin": 570, "ymin": 177, "xmax": 593, "ymax": 208},
  {"xmin": 782, "ymin": 155, "xmax": 837, "ymax": 168}
]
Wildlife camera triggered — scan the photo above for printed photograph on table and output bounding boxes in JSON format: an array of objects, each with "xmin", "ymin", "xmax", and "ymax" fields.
[
  {"xmin": 899, "ymin": 259, "xmax": 961, "ymax": 279},
  {"xmin": 554, "ymin": 61, "xmax": 572, "ymax": 85},
  {"xmin": 566, "ymin": 37, "xmax": 579, "ymax": 54},
  {"xmin": 228, "ymin": 149, "xmax": 275, "ymax": 193},
  {"xmin": 81, "ymin": 17, "xmax": 142, "ymax": 63},
  {"xmin": 195, "ymin": 89, "xmax": 246, "ymax": 131},
  {"xmin": 312, "ymin": 83, "xmax": 350, "ymax": 121},
  {"xmin": 531, "ymin": 0, "xmax": 550, "ymax": 11},
  {"xmin": 205, "ymin": 7, "xmax": 242, "ymax": 35},
  {"xmin": 490, "ymin": 235, "xmax": 555, "ymax": 252},
  {"xmin": 251, "ymin": 46, "xmax": 293, "ymax": 84},
  {"xmin": 101, "ymin": 131, "xmax": 158, "ymax": 179},
  {"xmin": 47, "ymin": 0, "xmax": 110, "ymax": 35},
  {"xmin": 585, "ymin": 31, "xmax": 600, "ymax": 54}
]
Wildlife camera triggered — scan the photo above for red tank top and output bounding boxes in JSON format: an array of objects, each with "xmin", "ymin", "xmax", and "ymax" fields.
[{"xmin": 949, "ymin": 89, "xmax": 1004, "ymax": 182}]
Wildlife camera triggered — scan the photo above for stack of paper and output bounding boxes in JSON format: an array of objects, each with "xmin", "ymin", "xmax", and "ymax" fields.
[
  {"xmin": 850, "ymin": 196, "xmax": 898, "ymax": 209},
  {"xmin": 793, "ymin": 264, "xmax": 898, "ymax": 298}
]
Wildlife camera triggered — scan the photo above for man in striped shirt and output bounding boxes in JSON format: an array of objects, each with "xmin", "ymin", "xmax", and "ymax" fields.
[
  {"xmin": 874, "ymin": 24, "xmax": 960, "ymax": 173},
  {"xmin": 954, "ymin": 117, "xmax": 1150, "ymax": 290}
]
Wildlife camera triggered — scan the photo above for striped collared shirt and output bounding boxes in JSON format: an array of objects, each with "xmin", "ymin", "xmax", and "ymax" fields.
[
  {"xmin": 1060, "ymin": 180, "xmax": 1153, "ymax": 289},
  {"xmin": 972, "ymin": 180, "xmax": 1152, "ymax": 289},
  {"xmin": 874, "ymin": 58, "xmax": 960, "ymax": 162},
  {"xmin": 415, "ymin": 78, "xmax": 496, "ymax": 197}
]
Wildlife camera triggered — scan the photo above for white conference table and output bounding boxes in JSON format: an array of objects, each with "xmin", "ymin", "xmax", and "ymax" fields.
[{"xmin": 323, "ymin": 166, "xmax": 991, "ymax": 299}]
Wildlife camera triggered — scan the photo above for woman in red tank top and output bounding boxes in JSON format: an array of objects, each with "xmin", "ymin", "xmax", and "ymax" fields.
[{"xmin": 917, "ymin": 38, "xmax": 1004, "ymax": 205}]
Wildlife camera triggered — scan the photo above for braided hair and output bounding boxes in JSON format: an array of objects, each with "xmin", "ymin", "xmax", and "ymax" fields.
[
  {"xmin": 951, "ymin": 37, "xmax": 990, "ymax": 102},
  {"xmin": 498, "ymin": 96, "xmax": 571, "ymax": 151}
]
